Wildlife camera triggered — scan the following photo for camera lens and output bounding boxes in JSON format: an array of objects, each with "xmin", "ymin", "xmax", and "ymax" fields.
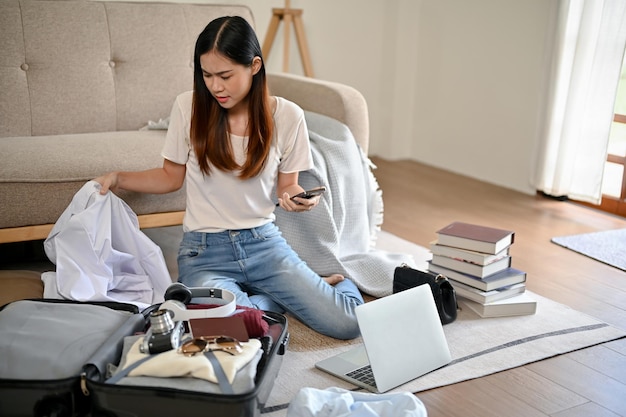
[{"xmin": 149, "ymin": 310, "xmax": 175, "ymax": 335}]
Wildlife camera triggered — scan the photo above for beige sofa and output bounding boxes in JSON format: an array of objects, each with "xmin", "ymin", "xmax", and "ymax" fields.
[{"xmin": 0, "ymin": 0, "xmax": 369, "ymax": 244}]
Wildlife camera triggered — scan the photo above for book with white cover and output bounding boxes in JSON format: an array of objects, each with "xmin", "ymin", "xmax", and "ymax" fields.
[
  {"xmin": 450, "ymin": 280, "xmax": 526, "ymax": 304},
  {"xmin": 460, "ymin": 291, "xmax": 537, "ymax": 318},
  {"xmin": 431, "ymin": 254, "xmax": 511, "ymax": 278},
  {"xmin": 430, "ymin": 240, "xmax": 510, "ymax": 266}
]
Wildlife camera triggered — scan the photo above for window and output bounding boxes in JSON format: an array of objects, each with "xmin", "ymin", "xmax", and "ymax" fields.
[{"xmin": 598, "ymin": 52, "xmax": 626, "ymax": 217}]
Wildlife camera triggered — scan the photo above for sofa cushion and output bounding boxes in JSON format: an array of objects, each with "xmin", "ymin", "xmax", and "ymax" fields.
[
  {"xmin": 0, "ymin": 131, "xmax": 186, "ymax": 228},
  {"xmin": 0, "ymin": 0, "xmax": 254, "ymax": 137}
]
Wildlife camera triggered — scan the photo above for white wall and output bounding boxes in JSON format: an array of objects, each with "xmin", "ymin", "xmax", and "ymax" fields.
[
  {"xmin": 256, "ymin": 0, "xmax": 559, "ymax": 195},
  {"xmin": 406, "ymin": 1, "xmax": 559, "ymax": 195},
  {"xmin": 116, "ymin": 0, "xmax": 560, "ymax": 195}
]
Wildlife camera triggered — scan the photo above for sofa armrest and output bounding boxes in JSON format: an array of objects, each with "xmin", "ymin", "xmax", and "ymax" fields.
[{"xmin": 267, "ymin": 73, "xmax": 370, "ymax": 154}]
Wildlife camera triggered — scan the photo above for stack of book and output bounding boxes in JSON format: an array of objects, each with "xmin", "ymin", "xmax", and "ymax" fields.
[{"xmin": 428, "ymin": 221, "xmax": 536, "ymax": 318}]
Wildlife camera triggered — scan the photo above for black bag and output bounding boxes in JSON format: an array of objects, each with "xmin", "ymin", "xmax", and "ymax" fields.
[{"xmin": 393, "ymin": 265, "xmax": 458, "ymax": 324}]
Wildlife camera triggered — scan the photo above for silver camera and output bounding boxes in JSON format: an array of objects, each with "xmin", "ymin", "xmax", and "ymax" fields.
[{"xmin": 140, "ymin": 309, "xmax": 184, "ymax": 354}]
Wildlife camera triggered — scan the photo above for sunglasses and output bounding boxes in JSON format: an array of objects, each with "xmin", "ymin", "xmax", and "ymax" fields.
[{"xmin": 179, "ymin": 336, "xmax": 243, "ymax": 357}]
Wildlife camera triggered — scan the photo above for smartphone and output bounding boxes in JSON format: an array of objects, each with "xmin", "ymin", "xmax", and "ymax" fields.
[{"xmin": 291, "ymin": 186, "xmax": 326, "ymax": 202}]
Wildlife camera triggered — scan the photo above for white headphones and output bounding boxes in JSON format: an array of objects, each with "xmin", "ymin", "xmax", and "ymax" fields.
[{"xmin": 159, "ymin": 283, "xmax": 236, "ymax": 321}]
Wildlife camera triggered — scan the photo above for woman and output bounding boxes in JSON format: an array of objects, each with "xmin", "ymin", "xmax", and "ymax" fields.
[{"xmin": 95, "ymin": 16, "xmax": 363, "ymax": 340}]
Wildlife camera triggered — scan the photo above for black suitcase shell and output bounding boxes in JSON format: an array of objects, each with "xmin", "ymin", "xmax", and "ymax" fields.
[
  {"xmin": 0, "ymin": 299, "xmax": 149, "ymax": 417},
  {"xmin": 0, "ymin": 375, "xmax": 87, "ymax": 417},
  {"xmin": 85, "ymin": 311, "xmax": 289, "ymax": 417}
]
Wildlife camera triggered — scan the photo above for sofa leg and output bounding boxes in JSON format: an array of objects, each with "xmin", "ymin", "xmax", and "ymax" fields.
[{"xmin": 0, "ymin": 211, "xmax": 185, "ymax": 244}]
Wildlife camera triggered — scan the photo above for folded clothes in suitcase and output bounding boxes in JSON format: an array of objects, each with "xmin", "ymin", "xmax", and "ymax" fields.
[
  {"xmin": 0, "ymin": 299, "xmax": 149, "ymax": 417},
  {"xmin": 85, "ymin": 310, "xmax": 289, "ymax": 417}
]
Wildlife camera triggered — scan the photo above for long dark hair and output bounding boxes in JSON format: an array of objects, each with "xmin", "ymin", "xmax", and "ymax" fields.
[{"xmin": 190, "ymin": 16, "xmax": 273, "ymax": 179}]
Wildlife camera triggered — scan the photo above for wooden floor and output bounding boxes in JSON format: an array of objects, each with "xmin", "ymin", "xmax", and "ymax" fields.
[
  {"xmin": 370, "ymin": 157, "xmax": 626, "ymax": 417},
  {"xmin": 1, "ymin": 158, "xmax": 625, "ymax": 416}
]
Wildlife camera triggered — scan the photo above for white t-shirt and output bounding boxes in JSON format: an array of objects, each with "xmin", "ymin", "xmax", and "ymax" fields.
[{"xmin": 162, "ymin": 91, "xmax": 313, "ymax": 233}]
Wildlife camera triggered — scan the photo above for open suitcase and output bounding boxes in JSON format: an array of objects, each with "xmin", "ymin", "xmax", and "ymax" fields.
[
  {"xmin": 0, "ymin": 298, "xmax": 288, "ymax": 417},
  {"xmin": 86, "ymin": 310, "xmax": 288, "ymax": 417}
]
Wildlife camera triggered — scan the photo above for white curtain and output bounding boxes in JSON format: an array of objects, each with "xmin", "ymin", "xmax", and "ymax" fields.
[{"xmin": 532, "ymin": 0, "xmax": 626, "ymax": 204}]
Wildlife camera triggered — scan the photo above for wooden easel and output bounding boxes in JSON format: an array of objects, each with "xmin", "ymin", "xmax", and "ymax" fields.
[{"xmin": 261, "ymin": 0, "xmax": 314, "ymax": 77}]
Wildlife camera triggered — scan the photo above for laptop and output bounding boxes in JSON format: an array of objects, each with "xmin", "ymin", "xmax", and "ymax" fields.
[{"xmin": 315, "ymin": 284, "xmax": 452, "ymax": 393}]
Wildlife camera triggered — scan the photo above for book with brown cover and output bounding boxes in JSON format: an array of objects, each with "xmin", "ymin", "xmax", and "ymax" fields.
[{"xmin": 436, "ymin": 222, "xmax": 515, "ymax": 254}]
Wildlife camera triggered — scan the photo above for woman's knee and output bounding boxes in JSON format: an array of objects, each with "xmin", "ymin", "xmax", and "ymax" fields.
[{"xmin": 327, "ymin": 316, "xmax": 361, "ymax": 340}]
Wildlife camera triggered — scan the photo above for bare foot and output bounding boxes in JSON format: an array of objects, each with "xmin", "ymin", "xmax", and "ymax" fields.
[{"xmin": 323, "ymin": 274, "xmax": 345, "ymax": 285}]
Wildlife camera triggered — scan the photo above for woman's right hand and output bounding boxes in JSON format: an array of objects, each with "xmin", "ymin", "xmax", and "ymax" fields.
[{"xmin": 94, "ymin": 172, "xmax": 120, "ymax": 195}]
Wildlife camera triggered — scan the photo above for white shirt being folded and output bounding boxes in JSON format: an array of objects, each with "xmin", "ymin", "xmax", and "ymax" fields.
[{"xmin": 42, "ymin": 181, "xmax": 172, "ymax": 309}]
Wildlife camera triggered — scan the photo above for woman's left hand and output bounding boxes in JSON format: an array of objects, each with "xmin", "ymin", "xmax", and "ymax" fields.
[{"xmin": 277, "ymin": 192, "xmax": 320, "ymax": 212}]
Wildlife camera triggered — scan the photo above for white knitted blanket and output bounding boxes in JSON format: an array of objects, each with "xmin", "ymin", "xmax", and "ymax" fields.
[{"xmin": 274, "ymin": 112, "xmax": 413, "ymax": 297}]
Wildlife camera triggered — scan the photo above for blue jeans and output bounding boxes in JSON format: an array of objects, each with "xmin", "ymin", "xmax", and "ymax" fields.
[{"xmin": 177, "ymin": 222, "xmax": 364, "ymax": 340}]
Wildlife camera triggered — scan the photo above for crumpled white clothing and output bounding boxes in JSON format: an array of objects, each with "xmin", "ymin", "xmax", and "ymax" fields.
[
  {"xmin": 286, "ymin": 387, "xmax": 428, "ymax": 417},
  {"xmin": 42, "ymin": 181, "xmax": 172, "ymax": 309}
]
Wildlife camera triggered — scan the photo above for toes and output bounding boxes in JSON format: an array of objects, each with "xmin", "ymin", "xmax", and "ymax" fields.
[{"xmin": 322, "ymin": 274, "xmax": 345, "ymax": 285}]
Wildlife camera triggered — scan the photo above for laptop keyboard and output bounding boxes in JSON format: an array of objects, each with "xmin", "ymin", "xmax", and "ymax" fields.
[{"xmin": 346, "ymin": 364, "xmax": 376, "ymax": 388}]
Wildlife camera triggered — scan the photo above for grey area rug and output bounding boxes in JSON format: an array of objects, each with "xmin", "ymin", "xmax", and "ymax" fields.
[
  {"xmin": 551, "ymin": 228, "xmax": 626, "ymax": 272},
  {"xmin": 261, "ymin": 232, "xmax": 626, "ymax": 416}
]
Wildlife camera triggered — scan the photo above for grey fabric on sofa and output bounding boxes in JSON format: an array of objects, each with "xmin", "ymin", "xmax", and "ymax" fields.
[{"xmin": 0, "ymin": 0, "xmax": 369, "ymax": 244}]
